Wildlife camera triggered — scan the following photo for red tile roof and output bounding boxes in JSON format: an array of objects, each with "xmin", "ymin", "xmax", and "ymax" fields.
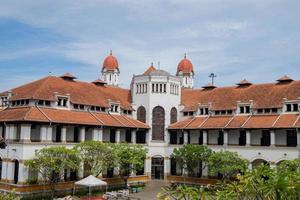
[
  {"xmin": 0, "ymin": 106, "xmax": 149, "ymax": 129},
  {"xmin": 143, "ymin": 65, "xmax": 157, "ymax": 75},
  {"xmin": 177, "ymin": 55, "xmax": 194, "ymax": 74},
  {"xmin": 102, "ymin": 54, "xmax": 119, "ymax": 71},
  {"xmin": 273, "ymin": 114, "xmax": 299, "ymax": 128},
  {"xmin": 242, "ymin": 115, "xmax": 279, "ymax": 129},
  {"xmin": 182, "ymin": 80, "xmax": 300, "ymax": 111},
  {"xmin": 6, "ymin": 76, "xmax": 132, "ymax": 110},
  {"xmin": 201, "ymin": 116, "xmax": 233, "ymax": 129},
  {"xmin": 226, "ymin": 115, "xmax": 250, "ymax": 129}
]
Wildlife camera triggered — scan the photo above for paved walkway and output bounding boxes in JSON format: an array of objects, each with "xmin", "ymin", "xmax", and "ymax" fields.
[{"xmin": 130, "ymin": 180, "xmax": 169, "ymax": 200}]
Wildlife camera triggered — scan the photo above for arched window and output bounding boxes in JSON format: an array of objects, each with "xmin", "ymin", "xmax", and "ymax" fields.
[
  {"xmin": 170, "ymin": 107, "xmax": 177, "ymax": 124},
  {"xmin": 137, "ymin": 106, "xmax": 146, "ymax": 123},
  {"xmin": 152, "ymin": 106, "xmax": 165, "ymax": 140},
  {"xmin": 13, "ymin": 160, "xmax": 19, "ymax": 184}
]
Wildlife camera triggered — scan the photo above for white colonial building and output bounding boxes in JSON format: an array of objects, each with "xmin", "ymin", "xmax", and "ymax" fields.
[{"xmin": 0, "ymin": 52, "xmax": 299, "ymax": 193}]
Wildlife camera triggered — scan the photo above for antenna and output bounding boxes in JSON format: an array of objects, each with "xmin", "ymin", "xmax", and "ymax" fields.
[
  {"xmin": 158, "ymin": 61, "xmax": 160, "ymax": 70},
  {"xmin": 110, "ymin": 50, "xmax": 112, "ymax": 55},
  {"xmin": 209, "ymin": 73, "xmax": 217, "ymax": 85}
]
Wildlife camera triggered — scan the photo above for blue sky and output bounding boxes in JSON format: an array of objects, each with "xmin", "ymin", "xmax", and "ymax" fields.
[{"xmin": 0, "ymin": 0, "xmax": 300, "ymax": 91}]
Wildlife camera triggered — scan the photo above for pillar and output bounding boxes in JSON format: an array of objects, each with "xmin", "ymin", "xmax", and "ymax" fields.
[
  {"xmin": 6, "ymin": 125, "xmax": 14, "ymax": 140},
  {"xmin": 246, "ymin": 130, "xmax": 251, "ymax": 146},
  {"xmin": 92, "ymin": 128, "xmax": 99, "ymax": 141},
  {"xmin": 223, "ymin": 130, "xmax": 228, "ymax": 146},
  {"xmin": 79, "ymin": 127, "xmax": 85, "ymax": 142},
  {"xmin": 99, "ymin": 128, "xmax": 103, "ymax": 142},
  {"xmin": 41, "ymin": 125, "xmax": 52, "ymax": 142},
  {"xmin": 61, "ymin": 126, "xmax": 67, "ymax": 143},
  {"xmin": 297, "ymin": 129, "xmax": 300, "ymax": 148},
  {"xmin": 145, "ymin": 157, "xmax": 151, "ymax": 178},
  {"xmin": 18, "ymin": 163, "xmax": 28, "ymax": 184},
  {"xmin": 116, "ymin": 129, "xmax": 121, "ymax": 143},
  {"xmin": 202, "ymin": 130, "xmax": 207, "ymax": 145},
  {"xmin": 183, "ymin": 131, "xmax": 188, "ymax": 144},
  {"xmin": 20, "ymin": 124, "xmax": 31, "ymax": 142},
  {"xmin": 270, "ymin": 130, "xmax": 275, "ymax": 147},
  {"xmin": 131, "ymin": 130, "xmax": 136, "ymax": 144},
  {"xmin": 164, "ymin": 157, "xmax": 170, "ymax": 180}
]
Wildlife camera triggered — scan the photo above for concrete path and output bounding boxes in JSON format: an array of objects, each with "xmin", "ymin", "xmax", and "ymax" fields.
[{"xmin": 130, "ymin": 180, "xmax": 169, "ymax": 200}]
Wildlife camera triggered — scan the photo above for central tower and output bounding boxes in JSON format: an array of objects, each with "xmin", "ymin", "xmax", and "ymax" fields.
[
  {"xmin": 101, "ymin": 51, "xmax": 120, "ymax": 86},
  {"xmin": 176, "ymin": 54, "xmax": 194, "ymax": 88}
]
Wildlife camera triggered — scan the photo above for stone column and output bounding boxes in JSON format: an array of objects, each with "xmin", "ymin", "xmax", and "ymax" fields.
[
  {"xmin": 164, "ymin": 157, "xmax": 170, "ymax": 181},
  {"xmin": 116, "ymin": 129, "xmax": 121, "ymax": 143},
  {"xmin": 79, "ymin": 127, "xmax": 85, "ymax": 142},
  {"xmin": 98, "ymin": 128, "xmax": 103, "ymax": 142},
  {"xmin": 6, "ymin": 125, "xmax": 15, "ymax": 141},
  {"xmin": 20, "ymin": 124, "xmax": 31, "ymax": 142},
  {"xmin": 270, "ymin": 130, "xmax": 275, "ymax": 147},
  {"xmin": 183, "ymin": 131, "xmax": 189, "ymax": 144},
  {"xmin": 223, "ymin": 130, "xmax": 228, "ymax": 146},
  {"xmin": 145, "ymin": 157, "xmax": 151, "ymax": 178},
  {"xmin": 41, "ymin": 125, "xmax": 51, "ymax": 142},
  {"xmin": 202, "ymin": 130, "xmax": 207, "ymax": 145},
  {"xmin": 246, "ymin": 130, "xmax": 251, "ymax": 146},
  {"xmin": 61, "ymin": 126, "xmax": 67, "ymax": 143},
  {"xmin": 131, "ymin": 130, "xmax": 136, "ymax": 144},
  {"xmin": 92, "ymin": 128, "xmax": 99, "ymax": 141}
]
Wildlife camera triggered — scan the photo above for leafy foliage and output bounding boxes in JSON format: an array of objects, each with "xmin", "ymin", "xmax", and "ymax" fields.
[
  {"xmin": 24, "ymin": 146, "xmax": 80, "ymax": 197},
  {"xmin": 0, "ymin": 191, "xmax": 20, "ymax": 200},
  {"xmin": 171, "ymin": 144, "xmax": 212, "ymax": 176},
  {"xmin": 208, "ymin": 150, "xmax": 248, "ymax": 181},
  {"xmin": 158, "ymin": 185, "xmax": 213, "ymax": 200},
  {"xmin": 216, "ymin": 158, "xmax": 300, "ymax": 200},
  {"xmin": 114, "ymin": 143, "xmax": 147, "ymax": 186},
  {"xmin": 74, "ymin": 141, "xmax": 117, "ymax": 177}
]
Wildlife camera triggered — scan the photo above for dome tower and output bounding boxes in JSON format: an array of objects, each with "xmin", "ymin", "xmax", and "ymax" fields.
[
  {"xmin": 176, "ymin": 54, "xmax": 194, "ymax": 88},
  {"xmin": 101, "ymin": 51, "xmax": 120, "ymax": 86}
]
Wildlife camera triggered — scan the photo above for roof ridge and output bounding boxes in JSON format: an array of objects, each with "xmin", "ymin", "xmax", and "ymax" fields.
[
  {"xmin": 224, "ymin": 115, "xmax": 236, "ymax": 128},
  {"xmin": 109, "ymin": 113, "xmax": 127, "ymax": 127},
  {"xmin": 35, "ymin": 106, "xmax": 52, "ymax": 122},
  {"xmin": 121, "ymin": 115, "xmax": 137, "ymax": 128},
  {"xmin": 184, "ymin": 117, "xmax": 197, "ymax": 129},
  {"xmin": 241, "ymin": 115, "xmax": 252, "ymax": 128},
  {"xmin": 272, "ymin": 114, "xmax": 282, "ymax": 127},
  {"xmin": 292, "ymin": 114, "xmax": 300, "ymax": 127},
  {"xmin": 22, "ymin": 106, "xmax": 33, "ymax": 121},
  {"xmin": 198, "ymin": 116, "xmax": 210, "ymax": 128},
  {"xmin": 32, "ymin": 76, "xmax": 52, "ymax": 99},
  {"xmin": 88, "ymin": 111, "xmax": 104, "ymax": 125}
]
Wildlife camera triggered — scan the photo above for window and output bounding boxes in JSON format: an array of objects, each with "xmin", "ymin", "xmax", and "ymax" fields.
[
  {"xmin": 285, "ymin": 103, "xmax": 299, "ymax": 112},
  {"xmin": 152, "ymin": 106, "xmax": 165, "ymax": 140},
  {"xmin": 239, "ymin": 105, "xmax": 251, "ymax": 114},
  {"xmin": 57, "ymin": 97, "xmax": 68, "ymax": 107},
  {"xmin": 136, "ymin": 130, "xmax": 146, "ymax": 144},
  {"xmin": 183, "ymin": 111, "xmax": 194, "ymax": 116},
  {"xmin": 170, "ymin": 107, "xmax": 177, "ymax": 124},
  {"xmin": 0, "ymin": 97, "xmax": 8, "ymax": 107},
  {"xmin": 199, "ymin": 107, "xmax": 209, "ymax": 115},
  {"xmin": 110, "ymin": 104, "xmax": 119, "ymax": 113},
  {"xmin": 137, "ymin": 106, "xmax": 146, "ymax": 123}
]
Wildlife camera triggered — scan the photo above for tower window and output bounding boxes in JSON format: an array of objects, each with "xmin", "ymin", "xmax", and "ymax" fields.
[
  {"xmin": 57, "ymin": 97, "xmax": 68, "ymax": 107},
  {"xmin": 285, "ymin": 103, "xmax": 299, "ymax": 112}
]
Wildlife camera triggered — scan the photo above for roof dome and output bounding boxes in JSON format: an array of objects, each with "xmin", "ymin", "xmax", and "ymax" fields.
[
  {"xmin": 149, "ymin": 69, "xmax": 170, "ymax": 76},
  {"xmin": 177, "ymin": 54, "xmax": 194, "ymax": 74},
  {"xmin": 102, "ymin": 51, "xmax": 119, "ymax": 71}
]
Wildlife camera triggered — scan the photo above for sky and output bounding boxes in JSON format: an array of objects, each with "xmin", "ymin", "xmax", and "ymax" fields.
[{"xmin": 0, "ymin": 0, "xmax": 300, "ymax": 91}]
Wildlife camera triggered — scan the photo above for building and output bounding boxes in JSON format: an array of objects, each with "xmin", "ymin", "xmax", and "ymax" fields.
[{"xmin": 0, "ymin": 52, "xmax": 299, "ymax": 193}]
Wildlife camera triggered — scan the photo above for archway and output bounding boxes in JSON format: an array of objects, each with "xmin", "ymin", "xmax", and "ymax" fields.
[
  {"xmin": 152, "ymin": 106, "xmax": 165, "ymax": 141},
  {"xmin": 13, "ymin": 160, "xmax": 19, "ymax": 184},
  {"xmin": 151, "ymin": 156, "xmax": 164, "ymax": 180},
  {"xmin": 252, "ymin": 159, "xmax": 269, "ymax": 169}
]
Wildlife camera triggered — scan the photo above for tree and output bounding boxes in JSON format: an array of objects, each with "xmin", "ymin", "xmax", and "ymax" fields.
[
  {"xmin": 158, "ymin": 185, "xmax": 213, "ymax": 200},
  {"xmin": 208, "ymin": 150, "xmax": 248, "ymax": 182},
  {"xmin": 114, "ymin": 143, "xmax": 147, "ymax": 188},
  {"xmin": 74, "ymin": 141, "xmax": 117, "ymax": 177},
  {"xmin": 171, "ymin": 144, "xmax": 212, "ymax": 177},
  {"xmin": 216, "ymin": 158, "xmax": 300, "ymax": 200},
  {"xmin": 24, "ymin": 146, "xmax": 80, "ymax": 198}
]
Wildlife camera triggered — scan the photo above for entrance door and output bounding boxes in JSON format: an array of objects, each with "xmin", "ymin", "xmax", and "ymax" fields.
[{"xmin": 151, "ymin": 156, "xmax": 164, "ymax": 180}]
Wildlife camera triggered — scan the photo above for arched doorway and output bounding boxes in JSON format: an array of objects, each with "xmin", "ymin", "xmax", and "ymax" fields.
[
  {"xmin": 170, "ymin": 107, "xmax": 178, "ymax": 124},
  {"xmin": 252, "ymin": 159, "xmax": 269, "ymax": 169},
  {"xmin": 152, "ymin": 106, "xmax": 165, "ymax": 141},
  {"xmin": 151, "ymin": 156, "xmax": 164, "ymax": 180},
  {"xmin": 13, "ymin": 160, "xmax": 19, "ymax": 184},
  {"xmin": 137, "ymin": 106, "xmax": 146, "ymax": 123}
]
